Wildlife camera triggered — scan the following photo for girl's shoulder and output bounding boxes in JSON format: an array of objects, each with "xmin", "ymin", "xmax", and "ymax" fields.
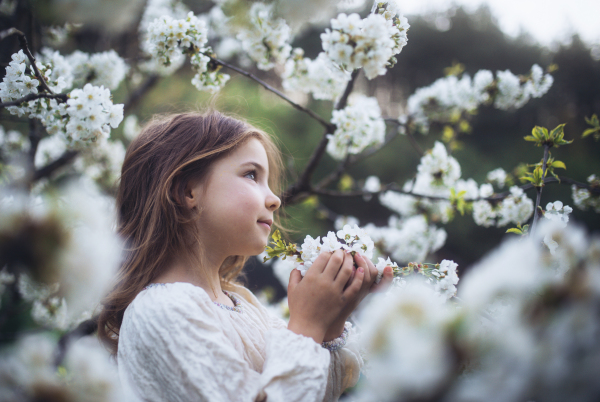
[{"xmin": 125, "ymin": 282, "xmax": 217, "ymax": 324}]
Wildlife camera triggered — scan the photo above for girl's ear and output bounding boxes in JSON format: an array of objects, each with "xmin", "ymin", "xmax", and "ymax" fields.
[{"xmin": 184, "ymin": 181, "xmax": 200, "ymax": 211}]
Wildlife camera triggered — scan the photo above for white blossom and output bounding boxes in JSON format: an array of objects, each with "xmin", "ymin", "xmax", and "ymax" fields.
[
  {"xmin": 571, "ymin": 174, "xmax": 600, "ymax": 213},
  {"xmin": 237, "ymin": 3, "xmax": 292, "ymax": 71},
  {"xmin": 67, "ymin": 49, "xmax": 129, "ymax": 90},
  {"xmin": 327, "ymin": 95, "xmax": 385, "ymax": 160},
  {"xmin": 321, "ymin": 4, "xmax": 409, "ymax": 79},
  {"xmin": 282, "ymin": 49, "xmax": 350, "ymax": 101},
  {"xmin": 334, "ymin": 215, "xmax": 359, "ymax": 230},
  {"xmin": 486, "ymin": 167, "xmax": 507, "ymax": 188}
]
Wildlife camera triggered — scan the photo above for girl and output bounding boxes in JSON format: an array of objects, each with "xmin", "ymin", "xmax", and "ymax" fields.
[{"xmin": 98, "ymin": 111, "xmax": 393, "ymax": 401}]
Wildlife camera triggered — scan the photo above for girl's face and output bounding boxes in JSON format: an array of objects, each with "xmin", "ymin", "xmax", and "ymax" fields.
[{"xmin": 187, "ymin": 138, "xmax": 281, "ymax": 259}]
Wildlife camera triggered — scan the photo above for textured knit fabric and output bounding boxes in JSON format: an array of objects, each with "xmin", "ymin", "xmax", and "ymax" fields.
[{"xmin": 118, "ymin": 282, "xmax": 363, "ymax": 402}]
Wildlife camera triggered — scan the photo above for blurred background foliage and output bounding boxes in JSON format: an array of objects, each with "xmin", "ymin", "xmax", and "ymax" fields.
[{"xmin": 2, "ymin": 0, "xmax": 599, "ymax": 296}]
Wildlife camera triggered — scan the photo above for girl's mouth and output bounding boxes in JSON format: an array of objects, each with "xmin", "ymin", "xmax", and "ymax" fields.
[{"xmin": 258, "ymin": 219, "xmax": 272, "ymax": 230}]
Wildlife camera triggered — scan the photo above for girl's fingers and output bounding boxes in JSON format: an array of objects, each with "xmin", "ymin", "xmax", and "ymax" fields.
[
  {"xmin": 343, "ymin": 267, "xmax": 364, "ymax": 299},
  {"xmin": 307, "ymin": 251, "xmax": 333, "ymax": 276},
  {"xmin": 353, "ymin": 253, "xmax": 371, "ymax": 283},
  {"xmin": 364, "ymin": 256, "xmax": 378, "ymax": 284},
  {"xmin": 288, "ymin": 268, "xmax": 302, "ymax": 294},
  {"xmin": 322, "ymin": 249, "xmax": 346, "ymax": 280},
  {"xmin": 371, "ymin": 266, "xmax": 394, "ymax": 293},
  {"xmin": 334, "ymin": 253, "xmax": 354, "ymax": 289}
]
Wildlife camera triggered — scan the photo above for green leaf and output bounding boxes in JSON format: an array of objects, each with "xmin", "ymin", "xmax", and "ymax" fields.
[
  {"xmin": 524, "ymin": 135, "xmax": 538, "ymax": 142},
  {"xmin": 506, "ymin": 228, "xmax": 523, "ymax": 235},
  {"xmin": 549, "ymin": 124, "xmax": 565, "ymax": 140},
  {"xmin": 551, "ymin": 160, "xmax": 566, "ymax": 170},
  {"xmin": 582, "ymin": 128, "xmax": 599, "ymax": 138}
]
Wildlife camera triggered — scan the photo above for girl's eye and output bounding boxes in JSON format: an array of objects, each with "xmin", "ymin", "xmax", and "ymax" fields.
[{"xmin": 244, "ymin": 170, "xmax": 257, "ymax": 181}]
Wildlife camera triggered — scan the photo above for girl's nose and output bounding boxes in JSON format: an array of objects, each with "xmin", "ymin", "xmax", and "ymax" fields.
[{"xmin": 266, "ymin": 190, "xmax": 281, "ymax": 211}]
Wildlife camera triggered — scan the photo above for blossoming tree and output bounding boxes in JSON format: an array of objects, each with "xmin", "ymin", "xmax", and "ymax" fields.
[{"xmin": 1, "ymin": 0, "xmax": 600, "ymax": 400}]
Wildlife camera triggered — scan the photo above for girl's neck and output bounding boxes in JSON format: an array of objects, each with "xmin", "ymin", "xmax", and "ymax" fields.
[{"xmin": 155, "ymin": 253, "xmax": 225, "ymax": 300}]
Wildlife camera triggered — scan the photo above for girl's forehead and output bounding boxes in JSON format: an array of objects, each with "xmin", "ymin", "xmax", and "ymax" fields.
[{"xmin": 215, "ymin": 138, "xmax": 270, "ymax": 171}]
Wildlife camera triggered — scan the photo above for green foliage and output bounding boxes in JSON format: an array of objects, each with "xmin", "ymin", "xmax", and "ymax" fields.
[
  {"xmin": 582, "ymin": 114, "xmax": 600, "ymax": 141},
  {"xmin": 449, "ymin": 188, "xmax": 468, "ymax": 216},
  {"xmin": 506, "ymin": 223, "xmax": 529, "ymax": 236},
  {"xmin": 264, "ymin": 229, "xmax": 300, "ymax": 262},
  {"xmin": 520, "ymin": 164, "xmax": 545, "ymax": 187},
  {"xmin": 524, "ymin": 124, "xmax": 572, "ymax": 148}
]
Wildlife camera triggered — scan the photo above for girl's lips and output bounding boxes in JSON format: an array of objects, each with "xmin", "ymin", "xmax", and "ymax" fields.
[{"xmin": 258, "ymin": 219, "xmax": 272, "ymax": 230}]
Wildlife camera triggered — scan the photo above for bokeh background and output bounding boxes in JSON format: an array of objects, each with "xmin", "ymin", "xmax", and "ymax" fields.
[{"xmin": 2, "ymin": 0, "xmax": 599, "ymax": 298}]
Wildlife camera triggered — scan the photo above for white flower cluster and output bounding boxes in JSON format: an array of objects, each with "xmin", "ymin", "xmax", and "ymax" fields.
[
  {"xmin": 571, "ymin": 174, "xmax": 600, "ymax": 213},
  {"xmin": 486, "ymin": 167, "xmax": 507, "ymax": 188},
  {"xmin": 146, "ymin": 12, "xmax": 230, "ymax": 93},
  {"xmin": 406, "ymin": 70, "xmax": 494, "ymax": 132},
  {"xmin": 0, "ymin": 182, "xmax": 122, "ymax": 328},
  {"xmin": 139, "ymin": 0, "xmax": 190, "ymax": 75},
  {"xmin": 66, "ymin": 49, "xmax": 128, "ymax": 90},
  {"xmin": 38, "ymin": 48, "xmax": 73, "ymax": 91},
  {"xmin": 379, "ymin": 142, "xmax": 464, "ymax": 223},
  {"xmin": 472, "ymin": 185, "xmax": 534, "ymax": 227},
  {"xmin": 494, "ymin": 64, "xmax": 553, "ymax": 110},
  {"xmin": 296, "ymin": 224, "xmax": 374, "ymax": 276},
  {"xmin": 430, "ymin": 259, "xmax": 459, "ymax": 300},
  {"xmin": 406, "ymin": 65, "xmax": 553, "ymax": 132},
  {"xmin": 327, "ymin": 95, "xmax": 385, "ymax": 160},
  {"xmin": 0, "ymin": 334, "xmax": 128, "ymax": 401},
  {"xmin": 1, "ymin": 50, "xmax": 123, "ymax": 148},
  {"xmin": 0, "ymin": 50, "xmax": 41, "ymax": 114},
  {"xmin": 0, "ymin": 125, "xmax": 28, "ymax": 157},
  {"xmin": 542, "ymin": 201, "xmax": 573, "ymax": 255},
  {"xmin": 321, "ymin": 3, "xmax": 409, "ymax": 79},
  {"xmin": 356, "ymin": 222, "xmax": 600, "ymax": 402},
  {"xmin": 237, "ymin": 2, "xmax": 292, "ymax": 70},
  {"xmin": 358, "ymin": 278, "xmax": 457, "ymax": 401},
  {"xmin": 282, "ymin": 49, "xmax": 351, "ymax": 101},
  {"xmin": 64, "ymin": 83, "xmax": 124, "ymax": 146},
  {"xmin": 365, "ymin": 215, "xmax": 447, "ymax": 263}
]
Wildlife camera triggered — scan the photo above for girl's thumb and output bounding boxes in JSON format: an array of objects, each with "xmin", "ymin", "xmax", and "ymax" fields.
[{"xmin": 288, "ymin": 269, "xmax": 302, "ymax": 293}]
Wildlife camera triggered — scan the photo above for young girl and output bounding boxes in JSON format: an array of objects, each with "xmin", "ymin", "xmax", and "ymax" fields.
[{"xmin": 98, "ymin": 111, "xmax": 393, "ymax": 401}]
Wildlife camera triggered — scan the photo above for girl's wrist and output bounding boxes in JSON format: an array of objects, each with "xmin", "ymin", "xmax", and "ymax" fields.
[
  {"xmin": 287, "ymin": 317, "xmax": 326, "ymax": 344},
  {"xmin": 323, "ymin": 319, "xmax": 346, "ymax": 342}
]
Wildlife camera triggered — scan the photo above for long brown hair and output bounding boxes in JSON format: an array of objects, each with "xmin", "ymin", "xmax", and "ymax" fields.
[{"xmin": 97, "ymin": 111, "xmax": 284, "ymax": 355}]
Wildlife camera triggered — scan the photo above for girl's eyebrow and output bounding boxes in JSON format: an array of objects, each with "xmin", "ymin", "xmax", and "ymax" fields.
[{"xmin": 240, "ymin": 161, "xmax": 266, "ymax": 172}]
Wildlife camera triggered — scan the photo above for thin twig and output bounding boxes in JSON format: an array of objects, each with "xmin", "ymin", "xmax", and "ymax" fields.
[
  {"xmin": 531, "ymin": 144, "xmax": 550, "ymax": 234},
  {"xmin": 33, "ymin": 150, "xmax": 79, "ymax": 182},
  {"xmin": 124, "ymin": 74, "xmax": 160, "ymax": 114},
  {"xmin": 0, "ymin": 92, "xmax": 68, "ymax": 109},
  {"xmin": 4, "ymin": 28, "xmax": 55, "ymax": 94},
  {"xmin": 205, "ymin": 54, "xmax": 334, "ymax": 130}
]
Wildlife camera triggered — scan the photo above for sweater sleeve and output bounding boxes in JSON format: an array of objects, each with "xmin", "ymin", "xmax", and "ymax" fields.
[
  {"xmin": 117, "ymin": 284, "xmax": 331, "ymax": 402},
  {"xmin": 249, "ymin": 291, "xmax": 364, "ymax": 402}
]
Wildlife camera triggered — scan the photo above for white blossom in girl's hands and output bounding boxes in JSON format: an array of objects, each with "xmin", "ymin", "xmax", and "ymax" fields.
[
  {"xmin": 322, "ymin": 3, "xmax": 409, "ymax": 79},
  {"xmin": 237, "ymin": 3, "xmax": 292, "ymax": 71},
  {"xmin": 431, "ymin": 260, "xmax": 459, "ymax": 300},
  {"xmin": 327, "ymin": 95, "xmax": 385, "ymax": 160},
  {"xmin": 375, "ymin": 257, "xmax": 398, "ymax": 283}
]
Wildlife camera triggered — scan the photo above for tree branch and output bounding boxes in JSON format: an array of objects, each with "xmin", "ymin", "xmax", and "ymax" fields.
[
  {"xmin": 33, "ymin": 150, "xmax": 79, "ymax": 182},
  {"xmin": 205, "ymin": 54, "xmax": 334, "ymax": 130},
  {"xmin": 54, "ymin": 315, "xmax": 98, "ymax": 367},
  {"xmin": 0, "ymin": 92, "xmax": 68, "ymax": 109},
  {"xmin": 124, "ymin": 74, "xmax": 160, "ymax": 114},
  {"xmin": 280, "ymin": 71, "xmax": 360, "ymax": 205},
  {"xmin": 312, "ymin": 174, "xmax": 600, "ymax": 203},
  {"xmin": 530, "ymin": 144, "xmax": 551, "ymax": 234}
]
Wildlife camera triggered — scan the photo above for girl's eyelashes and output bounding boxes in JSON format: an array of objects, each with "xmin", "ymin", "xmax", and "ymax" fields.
[{"xmin": 244, "ymin": 170, "xmax": 257, "ymax": 181}]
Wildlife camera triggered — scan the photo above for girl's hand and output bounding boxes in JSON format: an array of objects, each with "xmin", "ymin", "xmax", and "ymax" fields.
[
  {"xmin": 286, "ymin": 250, "xmax": 364, "ymax": 344},
  {"xmin": 322, "ymin": 253, "xmax": 394, "ymax": 341}
]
